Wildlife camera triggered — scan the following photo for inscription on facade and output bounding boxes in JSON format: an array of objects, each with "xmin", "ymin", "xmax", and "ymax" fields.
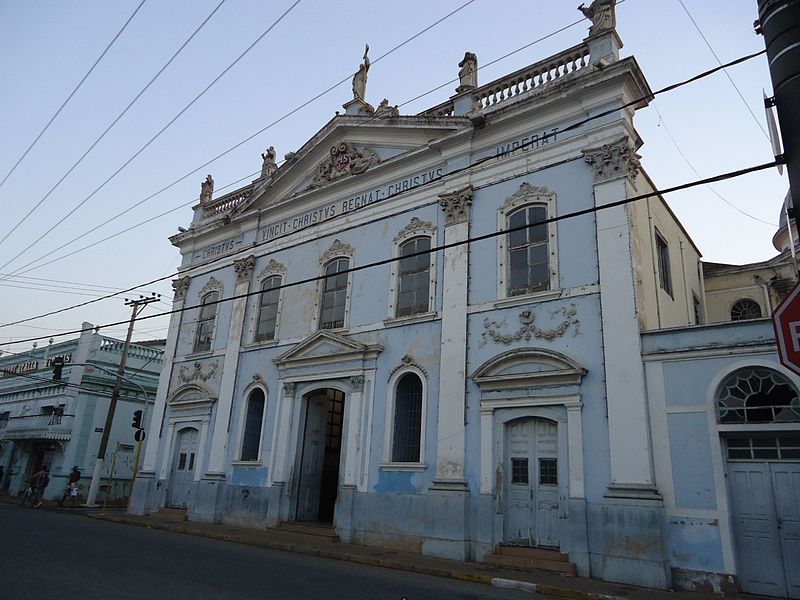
[{"xmin": 193, "ymin": 234, "xmax": 244, "ymax": 262}]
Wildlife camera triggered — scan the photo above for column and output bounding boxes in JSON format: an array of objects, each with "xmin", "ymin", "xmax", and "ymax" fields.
[
  {"xmin": 205, "ymin": 255, "xmax": 255, "ymax": 476},
  {"xmin": 341, "ymin": 375, "xmax": 364, "ymax": 488},
  {"xmin": 431, "ymin": 185, "xmax": 472, "ymax": 489}
]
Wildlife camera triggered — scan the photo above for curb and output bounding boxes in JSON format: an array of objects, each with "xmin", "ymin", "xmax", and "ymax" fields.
[{"xmin": 88, "ymin": 514, "xmax": 636, "ymax": 600}]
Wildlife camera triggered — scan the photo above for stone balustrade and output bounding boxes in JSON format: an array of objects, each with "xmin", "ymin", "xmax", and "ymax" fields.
[
  {"xmin": 3, "ymin": 413, "xmax": 74, "ymax": 440},
  {"xmin": 419, "ymin": 41, "xmax": 591, "ymax": 117},
  {"xmin": 98, "ymin": 338, "xmax": 163, "ymax": 362},
  {"xmin": 201, "ymin": 187, "xmax": 253, "ymax": 218}
]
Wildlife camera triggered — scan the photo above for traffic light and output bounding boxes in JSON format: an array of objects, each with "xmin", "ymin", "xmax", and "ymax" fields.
[
  {"xmin": 52, "ymin": 357, "xmax": 64, "ymax": 381},
  {"xmin": 132, "ymin": 409, "xmax": 142, "ymax": 429}
]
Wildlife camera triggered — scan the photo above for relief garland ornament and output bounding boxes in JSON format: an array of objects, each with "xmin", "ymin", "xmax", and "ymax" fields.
[
  {"xmin": 178, "ymin": 360, "xmax": 219, "ymax": 383},
  {"xmin": 481, "ymin": 304, "xmax": 580, "ymax": 346},
  {"xmin": 308, "ymin": 142, "xmax": 379, "ymax": 189}
]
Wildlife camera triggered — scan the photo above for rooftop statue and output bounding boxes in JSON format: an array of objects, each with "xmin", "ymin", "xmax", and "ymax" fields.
[
  {"xmin": 578, "ymin": 0, "xmax": 616, "ymax": 36},
  {"xmin": 352, "ymin": 44, "xmax": 370, "ymax": 102},
  {"xmin": 456, "ymin": 52, "xmax": 478, "ymax": 93},
  {"xmin": 200, "ymin": 174, "xmax": 214, "ymax": 203},
  {"xmin": 260, "ymin": 146, "xmax": 277, "ymax": 179}
]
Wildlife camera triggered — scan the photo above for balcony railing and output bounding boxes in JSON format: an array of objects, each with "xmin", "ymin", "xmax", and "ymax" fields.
[
  {"xmin": 1, "ymin": 413, "xmax": 74, "ymax": 440},
  {"xmin": 201, "ymin": 187, "xmax": 253, "ymax": 218}
]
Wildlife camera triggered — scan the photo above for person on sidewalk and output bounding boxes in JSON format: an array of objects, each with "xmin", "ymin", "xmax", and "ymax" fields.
[
  {"xmin": 30, "ymin": 465, "xmax": 50, "ymax": 508},
  {"xmin": 59, "ymin": 465, "xmax": 81, "ymax": 506}
]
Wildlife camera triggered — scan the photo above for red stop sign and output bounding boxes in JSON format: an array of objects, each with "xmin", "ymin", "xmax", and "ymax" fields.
[{"xmin": 772, "ymin": 280, "xmax": 800, "ymax": 376}]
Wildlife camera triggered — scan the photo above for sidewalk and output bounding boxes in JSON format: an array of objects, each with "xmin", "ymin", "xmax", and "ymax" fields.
[{"xmin": 1, "ymin": 492, "xmax": 769, "ymax": 600}]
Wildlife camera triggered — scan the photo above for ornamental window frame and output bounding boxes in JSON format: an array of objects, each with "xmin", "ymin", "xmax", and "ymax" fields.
[
  {"xmin": 717, "ymin": 366, "xmax": 800, "ymax": 425},
  {"xmin": 248, "ymin": 260, "xmax": 286, "ymax": 344},
  {"xmin": 314, "ymin": 240, "xmax": 354, "ymax": 331},
  {"xmin": 497, "ymin": 183, "xmax": 559, "ymax": 300},
  {"xmin": 191, "ymin": 277, "xmax": 224, "ymax": 355},
  {"xmin": 387, "ymin": 218, "xmax": 437, "ymax": 321},
  {"xmin": 235, "ymin": 383, "xmax": 268, "ymax": 464},
  {"xmin": 381, "ymin": 363, "xmax": 428, "ymax": 470}
]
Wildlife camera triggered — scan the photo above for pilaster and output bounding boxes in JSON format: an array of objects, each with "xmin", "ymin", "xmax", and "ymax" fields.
[
  {"xmin": 206, "ymin": 255, "xmax": 255, "ymax": 476},
  {"xmin": 431, "ymin": 185, "xmax": 472, "ymax": 490},
  {"xmin": 59, "ymin": 322, "xmax": 95, "ymax": 474}
]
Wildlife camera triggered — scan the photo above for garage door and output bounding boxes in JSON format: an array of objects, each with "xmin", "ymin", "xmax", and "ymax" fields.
[{"xmin": 726, "ymin": 435, "xmax": 800, "ymax": 598}]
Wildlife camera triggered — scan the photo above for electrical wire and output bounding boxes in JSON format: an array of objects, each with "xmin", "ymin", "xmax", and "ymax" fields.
[
  {"xmin": 0, "ymin": 0, "xmax": 228, "ymax": 249},
  {"xmin": 0, "ymin": 0, "xmax": 147, "ymax": 191},
  {"xmin": 676, "ymin": 0, "xmax": 770, "ymax": 142},
  {"xmin": 0, "ymin": 48, "xmax": 768, "ymax": 333},
  {"xmin": 1, "ymin": 0, "xmax": 479, "ymax": 280},
  {"xmin": 0, "ymin": 157, "xmax": 782, "ymax": 348},
  {"xmin": 0, "ymin": 0, "xmax": 302, "ymax": 275}
]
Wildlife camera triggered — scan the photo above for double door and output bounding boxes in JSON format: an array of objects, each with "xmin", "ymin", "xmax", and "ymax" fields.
[{"xmin": 168, "ymin": 428, "xmax": 198, "ymax": 508}]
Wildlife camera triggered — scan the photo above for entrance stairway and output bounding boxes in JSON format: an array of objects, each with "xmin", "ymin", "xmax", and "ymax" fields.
[
  {"xmin": 484, "ymin": 546, "xmax": 577, "ymax": 576},
  {"xmin": 274, "ymin": 521, "xmax": 339, "ymax": 544}
]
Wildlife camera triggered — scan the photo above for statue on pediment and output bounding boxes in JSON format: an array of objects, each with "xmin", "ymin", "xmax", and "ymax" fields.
[
  {"xmin": 200, "ymin": 174, "xmax": 214, "ymax": 203},
  {"xmin": 260, "ymin": 146, "xmax": 277, "ymax": 179},
  {"xmin": 375, "ymin": 98, "xmax": 399, "ymax": 118},
  {"xmin": 456, "ymin": 52, "xmax": 478, "ymax": 93},
  {"xmin": 352, "ymin": 44, "xmax": 370, "ymax": 103},
  {"xmin": 308, "ymin": 142, "xmax": 379, "ymax": 189},
  {"xmin": 578, "ymin": 0, "xmax": 615, "ymax": 36}
]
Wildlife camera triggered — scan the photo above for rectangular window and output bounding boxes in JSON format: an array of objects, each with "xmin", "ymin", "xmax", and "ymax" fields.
[
  {"xmin": 655, "ymin": 231, "xmax": 673, "ymax": 297},
  {"xmin": 255, "ymin": 276, "xmax": 281, "ymax": 341},
  {"xmin": 508, "ymin": 205, "xmax": 549, "ymax": 296},
  {"xmin": 539, "ymin": 458, "xmax": 558, "ymax": 485},
  {"xmin": 511, "ymin": 457, "xmax": 529, "ymax": 485},
  {"xmin": 178, "ymin": 453, "xmax": 187, "ymax": 470},
  {"xmin": 193, "ymin": 291, "xmax": 219, "ymax": 353},
  {"xmin": 693, "ymin": 293, "xmax": 702, "ymax": 325},
  {"xmin": 320, "ymin": 259, "xmax": 349, "ymax": 329},
  {"xmin": 397, "ymin": 238, "xmax": 431, "ymax": 317},
  {"xmin": 726, "ymin": 436, "xmax": 800, "ymax": 461}
]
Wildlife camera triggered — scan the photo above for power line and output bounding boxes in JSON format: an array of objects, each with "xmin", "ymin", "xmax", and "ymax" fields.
[
  {"xmin": 0, "ymin": 1, "xmax": 147, "ymax": 191},
  {"xmin": 651, "ymin": 102, "xmax": 776, "ymax": 227},
  {"xmin": 0, "ymin": 0, "xmax": 302, "ymax": 275},
  {"xmin": 1, "ymin": 0, "xmax": 479, "ymax": 280},
  {"xmin": 0, "ymin": 48, "xmax": 768, "ymax": 332},
  {"xmin": 0, "ymin": 0, "xmax": 227, "ymax": 249},
  {"xmin": 1, "ymin": 157, "xmax": 782, "ymax": 348},
  {"xmin": 676, "ymin": 0, "xmax": 770, "ymax": 142}
]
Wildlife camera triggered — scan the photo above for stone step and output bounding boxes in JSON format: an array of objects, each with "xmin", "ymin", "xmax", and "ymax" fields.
[
  {"xmin": 495, "ymin": 545, "xmax": 570, "ymax": 562},
  {"xmin": 276, "ymin": 521, "xmax": 339, "ymax": 542},
  {"xmin": 485, "ymin": 553, "xmax": 577, "ymax": 576}
]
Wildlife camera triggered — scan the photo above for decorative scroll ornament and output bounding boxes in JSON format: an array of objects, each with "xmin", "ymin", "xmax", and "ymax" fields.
[
  {"xmin": 481, "ymin": 304, "xmax": 580, "ymax": 346},
  {"xmin": 257, "ymin": 259, "xmax": 286, "ymax": 282},
  {"xmin": 389, "ymin": 354, "xmax": 429, "ymax": 379},
  {"xmin": 582, "ymin": 138, "xmax": 641, "ymax": 183},
  {"xmin": 350, "ymin": 375, "xmax": 365, "ymax": 392},
  {"xmin": 233, "ymin": 255, "xmax": 256, "ymax": 283},
  {"xmin": 308, "ymin": 142, "xmax": 379, "ymax": 189},
  {"xmin": 178, "ymin": 360, "xmax": 219, "ymax": 383},
  {"xmin": 438, "ymin": 186, "xmax": 473, "ymax": 226},
  {"xmin": 172, "ymin": 276, "xmax": 190, "ymax": 301},
  {"xmin": 394, "ymin": 217, "xmax": 435, "ymax": 243},
  {"xmin": 200, "ymin": 276, "xmax": 223, "ymax": 297},
  {"xmin": 502, "ymin": 182, "xmax": 554, "ymax": 211},
  {"xmin": 320, "ymin": 239, "xmax": 354, "ymax": 264},
  {"xmin": 283, "ymin": 382, "xmax": 296, "ymax": 397}
]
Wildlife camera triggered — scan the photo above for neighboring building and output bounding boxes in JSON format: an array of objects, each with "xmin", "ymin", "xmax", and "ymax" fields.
[
  {"xmin": 0, "ymin": 323, "xmax": 163, "ymax": 502},
  {"xmin": 130, "ymin": 3, "xmax": 710, "ymax": 590}
]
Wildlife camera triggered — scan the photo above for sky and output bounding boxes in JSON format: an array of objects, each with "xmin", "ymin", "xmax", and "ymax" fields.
[{"xmin": 0, "ymin": 0, "xmax": 787, "ymax": 353}]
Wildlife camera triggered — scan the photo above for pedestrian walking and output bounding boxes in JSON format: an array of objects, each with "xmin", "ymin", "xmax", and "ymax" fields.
[
  {"xmin": 59, "ymin": 465, "xmax": 81, "ymax": 506},
  {"xmin": 30, "ymin": 465, "xmax": 50, "ymax": 508}
]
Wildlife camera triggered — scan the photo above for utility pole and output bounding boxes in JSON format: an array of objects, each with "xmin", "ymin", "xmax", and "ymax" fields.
[
  {"xmin": 757, "ymin": 0, "xmax": 800, "ymax": 206},
  {"xmin": 84, "ymin": 294, "xmax": 160, "ymax": 507}
]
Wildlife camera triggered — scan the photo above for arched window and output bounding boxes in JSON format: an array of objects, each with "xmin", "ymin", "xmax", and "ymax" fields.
[
  {"xmin": 718, "ymin": 368, "xmax": 800, "ymax": 424},
  {"xmin": 507, "ymin": 204, "xmax": 549, "ymax": 296},
  {"xmin": 320, "ymin": 258, "xmax": 349, "ymax": 329},
  {"xmin": 240, "ymin": 388, "xmax": 266, "ymax": 461},
  {"xmin": 392, "ymin": 373, "xmax": 423, "ymax": 462},
  {"xmin": 193, "ymin": 291, "xmax": 219, "ymax": 353},
  {"xmin": 397, "ymin": 237, "xmax": 432, "ymax": 317},
  {"xmin": 730, "ymin": 298, "xmax": 762, "ymax": 321},
  {"xmin": 255, "ymin": 276, "xmax": 281, "ymax": 341}
]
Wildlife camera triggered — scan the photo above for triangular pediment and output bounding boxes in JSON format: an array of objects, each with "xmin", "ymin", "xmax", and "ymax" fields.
[
  {"xmin": 231, "ymin": 114, "xmax": 469, "ymax": 218},
  {"xmin": 273, "ymin": 330, "xmax": 383, "ymax": 369}
]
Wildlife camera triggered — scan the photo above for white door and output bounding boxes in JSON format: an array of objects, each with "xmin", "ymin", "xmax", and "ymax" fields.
[
  {"xmin": 168, "ymin": 428, "xmax": 198, "ymax": 508},
  {"xmin": 504, "ymin": 418, "xmax": 560, "ymax": 547},
  {"xmin": 727, "ymin": 435, "xmax": 800, "ymax": 598},
  {"xmin": 296, "ymin": 394, "xmax": 327, "ymax": 521}
]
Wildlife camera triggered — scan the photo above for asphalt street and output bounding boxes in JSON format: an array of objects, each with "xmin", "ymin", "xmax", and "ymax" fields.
[{"xmin": 1, "ymin": 503, "xmax": 554, "ymax": 600}]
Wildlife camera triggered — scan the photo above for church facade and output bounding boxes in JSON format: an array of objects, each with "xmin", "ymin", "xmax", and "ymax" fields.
[{"xmin": 130, "ymin": 5, "xmax": 713, "ymax": 590}]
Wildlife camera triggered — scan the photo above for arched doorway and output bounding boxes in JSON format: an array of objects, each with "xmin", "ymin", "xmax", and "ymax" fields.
[
  {"xmin": 168, "ymin": 427, "xmax": 199, "ymax": 508},
  {"xmin": 503, "ymin": 417, "xmax": 560, "ymax": 548},
  {"xmin": 296, "ymin": 388, "xmax": 345, "ymax": 522},
  {"xmin": 718, "ymin": 367, "xmax": 800, "ymax": 598}
]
